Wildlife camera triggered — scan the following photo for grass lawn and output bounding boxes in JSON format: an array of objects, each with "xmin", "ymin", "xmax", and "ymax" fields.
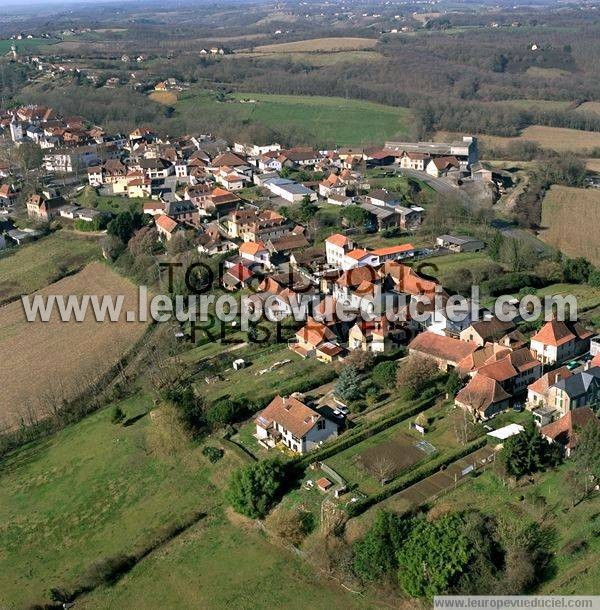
[
  {"xmin": 0, "ymin": 393, "xmax": 375, "ymax": 609},
  {"xmin": 414, "ymin": 251, "xmax": 494, "ymax": 279},
  {"xmin": 176, "ymin": 90, "xmax": 415, "ymax": 147},
  {"xmin": 327, "ymin": 401, "xmax": 459, "ymax": 496},
  {"xmin": 0, "ymin": 395, "xmax": 225, "ymax": 608},
  {"xmin": 439, "ymin": 467, "xmax": 600, "ymax": 595},
  {"xmin": 0, "ymin": 38, "xmax": 58, "ymax": 54},
  {"xmin": 0, "ymin": 231, "xmax": 101, "ymax": 303},
  {"xmin": 77, "ymin": 508, "xmax": 374, "ymax": 610},
  {"xmin": 528, "ymin": 283, "xmax": 600, "ymax": 313},
  {"xmin": 76, "ymin": 186, "xmax": 141, "ymax": 214},
  {"xmin": 193, "ymin": 345, "xmax": 335, "ymax": 406}
]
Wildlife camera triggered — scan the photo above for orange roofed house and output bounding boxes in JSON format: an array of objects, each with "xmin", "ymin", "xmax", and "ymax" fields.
[
  {"xmin": 541, "ymin": 407, "xmax": 600, "ymax": 457},
  {"xmin": 408, "ymin": 332, "xmax": 478, "ymax": 372},
  {"xmin": 155, "ymin": 215, "xmax": 181, "ymax": 241},
  {"xmin": 530, "ymin": 319, "xmax": 592, "ymax": 365},
  {"xmin": 255, "ymin": 395, "xmax": 339, "ymax": 453},
  {"xmin": 455, "ymin": 348, "xmax": 542, "ymax": 420},
  {"xmin": 292, "ymin": 317, "xmax": 343, "ymax": 362}
]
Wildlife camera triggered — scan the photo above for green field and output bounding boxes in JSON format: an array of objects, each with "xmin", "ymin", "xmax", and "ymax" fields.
[
  {"xmin": 0, "ymin": 38, "xmax": 58, "ymax": 54},
  {"xmin": 414, "ymin": 251, "xmax": 494, "ymax": 279},
  {"xmin": 327, "ymin": 401, "xmax": 462, "ymax": 495},
  {"xmin": 76, "ymin": 186, "xmax": 141, "ymax": 214},
  {"xmin": 0, "ymin": 231, "xmax": 101, "ymax": 303},
  {"xmin": 0, "ymin": 394, "xmax": 374, "ymax": 610},
  {"xmin": 176, "ymin": 90, "xmax": 415, "ymax": 147},
  {"xmin": 192, "ymin": 344, "xmax": 335, "ymax": 406}
]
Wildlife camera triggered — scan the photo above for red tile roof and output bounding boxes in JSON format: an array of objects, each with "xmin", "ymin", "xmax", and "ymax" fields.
[
  {"xmin": 456, "ymin": 374, "xmax": 511, "ymax": 414},
  {"xmin": 371, "ymin": 243, "xmax": 415, "ymax": 256},
  {"xmin": 239, "ymin": 241, "xmax": 267, "ymax": 256},
  {"xmin": 256, "ymin": 395, "xmax": 323, "ymax": 438},
  {"xmin": 541, "ymin": 407, "xmax": 600, "ymax": 449},
  {"xmin": 409, "ymin": 332, "xmax": 478, "ymax": 364},
  {"xmin": 528, "ymin": 366, "xmax": 572, "ymax": 395},
  {"xmin": 531, "ymin": 320, "xmax": 577, "ymax": 347},
  {"xmin": 296, "ymin": 318, "xmax": 336, "ymax": 348},
  {"xmin": 156, "ymin": 215, "xmax": 179, "ymax": 233},
  {"xmin": 326, "ymin": 233, "xmax": 350, "ymax": 248}
]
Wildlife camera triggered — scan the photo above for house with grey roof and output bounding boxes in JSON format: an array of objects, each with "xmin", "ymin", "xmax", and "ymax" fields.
[{"xmin": 546, "ymin": 366, "xmax": 600, "ymax": 417}]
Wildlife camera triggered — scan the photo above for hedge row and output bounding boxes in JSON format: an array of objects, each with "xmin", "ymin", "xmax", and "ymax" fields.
[
  {"xmin": 220, "ymin": 436, "xmax": 257, "ymax": 463},
  {"xmin": 345, "ymin": 437, "xmax": 488, "ymax": 517},
  {"xmin": 295, "ymin": 393, "xmax": 440, "ymax": 470}
]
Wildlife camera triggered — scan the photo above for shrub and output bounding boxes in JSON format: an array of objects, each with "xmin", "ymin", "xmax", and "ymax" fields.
[
  {"xmin": 202, "ymin": 445, "xmax": 224, "ymax": 463},
  {"xmin": 372, "ymin": 361, "xmax": 398, "ymax": 389},
  {"xmin": 111, "ymin": 405, "xmax": 125, "ymax": 424},
  {"xmin": 227, "ymin": 458, "xmax": 287, "ymax": 519}
]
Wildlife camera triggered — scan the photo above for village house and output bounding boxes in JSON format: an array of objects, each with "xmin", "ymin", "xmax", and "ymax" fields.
[
  {"xmin": 545, "ymin": 366, "xmax": 600, "ymax": 417},
  {"xmin": 0, "ymin": 183, "xmax": 17, "ymax": 207},
  {"xmin": 366, "ymin": 188, "xmax": 402, "ymax": 208},
  {"xmin": 426, "ymin": 156, "xmax": 460, "ymax": 178},
  {"xmin": 527, "ymin": 366, "xmax": 572, "ymax": 408},
  {"xmin": 233, "ymin": 142, "xmax": 281, "ymax": 157},
  {"xmin": 408, "ymin": 332, "xmax": 479, "ymax": 372},
  {"xmin": 44, "ymin": 145, "xmax": 99, "ymax": 173},
  {"xmin": 238, "ymin": 240, "xmax": 271, "ymax": 269},
  {"xmin": 530, "ymin": 319, "xmax": 593, "ymax": 365},
  {"xmin": 127, "ymin": 176, "xmax": 152, "ymax": 199},
  {"xmin": 436, "ymin": 235, "xmax": 485, "ymax": 253},
  {"xmin": 164, "ymin": 200, "xmax": 199, "ymax": 226},
  {"xmin": 541, "ymin": 407, "xmax": 600, "ymax": 457},
  {"xmin": 471, "ymin": 348, "xmax": 542, "ymax": 396},
  {"xmin": 222, "ymin": 262, "xmax": 255, "ymax": 291},
  {"xmin": 196, "ymin": 223, "xmax": 237, "ymax": 256},
  {"xmin": 255, "ymin": 394, "xmax": 338, "ymax": 454},
  {"xmin": 318, "ymin": 173, "xmax": 347, "ymax": 199},
  {"xmin": 279, "ymin": 149, "xmax": 322, "ymax": 168},
  {"xmin": 455, "ymin": 374, "xmax": 511, "ymax": 421},
  {"xmin": 291, "ymin": 318, "xmax": 343, "ymax": 362},
  {"xmin": 325, "ymin": 233, "xmax": 354, "ymax": 268},
  {"xmin": 460, "ymin": 317, "xmax": 516, "ymax": 346},
  {"xmin": 398, "ymin": 151, "xmax": 429, "ymax": 171},
  {"xmin": 155, "ymin": 215, "xmax": 181, "ymax": 241},
  {"xmin": 226, "ymin": 208, "xmax": 294, "ymax": 242},
  {"xmin": 26, "ymin": 192, "xmax": 65, "ymax": 220},
  {"xmin": 347, "ymin": 318, "xmax": 401, "ymax": 353}
]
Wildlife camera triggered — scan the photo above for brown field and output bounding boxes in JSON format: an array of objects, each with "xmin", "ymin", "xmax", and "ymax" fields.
[
  {"xmin": 234, "ymin": 50, "xmax": 383, "ymax": 66},
  {"xmin": 577, "ymin": 101, "xmax": 600, "ymax": 115},
  {"xmin": 358, "ymin": 431, "xmax": 428, "ymax": 480},
  {"xmin": 0, "ymin": 262, "xmax": 148, "ymax": 431},
  {"xmin": 149, "ymin": 90, "xmax": 178, "ymax": 105},
  {"xmin": 586, "ymin": 158, "xmax": 600, "ymax": 172},
  {"xmin": 539, "ymin": 185, "xmax": 600, "ymax": 266},
  {"xmin": 252, "ymin": 37, "xmax": 378, "ymax": 53},
  {"xmin": 437, "ymin": 126, "xmax": 600, "ymax": 154},
  {"xmin": 525, "ymin": 67, "xmax": 572, "ymax": 79}
]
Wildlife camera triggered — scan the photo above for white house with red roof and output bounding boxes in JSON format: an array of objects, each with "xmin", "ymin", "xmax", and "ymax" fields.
[
  {"xmin": 530, "ymin": 319, "xmax": 592, "ymax": 365},
  {"xmin": 255, "ymin": 395, "xmax": 339, "ymax": 453},
  {"xmin": 155, "ymin": 215, "xmax": 181, "ymax": 241},
  {"xmin": 325, "ymin": 233, "xmax": 353, "ymax": 267},
  {"xmin": 238, "ymin": 240, "xmax": 271, "ymax": 269}
]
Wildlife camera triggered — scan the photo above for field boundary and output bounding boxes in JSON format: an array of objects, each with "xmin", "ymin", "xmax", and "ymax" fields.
[{"xmin": 345, "ymin": 437, "xmax": 488, "ymax": 517}]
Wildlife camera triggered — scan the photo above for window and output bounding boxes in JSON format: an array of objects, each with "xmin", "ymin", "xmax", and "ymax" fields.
[{"xmin": 317, "ymin": 419, "xmax": 326, "ymax": 430}]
